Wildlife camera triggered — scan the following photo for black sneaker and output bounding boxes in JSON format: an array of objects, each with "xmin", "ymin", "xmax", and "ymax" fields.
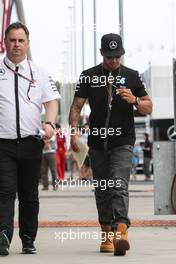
[
  {"xmin": 0, "ymin": 231, "xmax": 10, "ymax": 256},
  {"xmin": 22, "ymin": 235, "xmax": 36, "ymax": 254}
]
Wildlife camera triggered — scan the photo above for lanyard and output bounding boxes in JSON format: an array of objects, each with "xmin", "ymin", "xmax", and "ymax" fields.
[
  {"xmin": 3, "ymin": 58, "xmax": 38, "ymax": 104},
  {"xmin": 3, "ymin": 58, "xmax": 35, "ymax": 84}
]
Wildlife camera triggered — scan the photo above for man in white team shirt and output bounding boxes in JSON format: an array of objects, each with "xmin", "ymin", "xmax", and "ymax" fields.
[{"xmin": 0, "ymin": 22, "xmax": 60, "ymax": 256}]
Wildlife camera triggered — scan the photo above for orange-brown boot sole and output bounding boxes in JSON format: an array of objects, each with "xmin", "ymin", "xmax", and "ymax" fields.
[
  {"xmin": 100, "ymin": 245, "xmax": 114, "ymax": 253},
  {"xmin": 114, "ymin": 239, "xmax": 130, "ymax": 256}
]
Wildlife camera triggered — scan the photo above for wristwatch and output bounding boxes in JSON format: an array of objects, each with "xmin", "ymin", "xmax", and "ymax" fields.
[
  {"xmin": 45, "ymin": 121, "xmax": 56, "ymax": 130},
  {"xmin": 134, "ymin": 97, "xmax": 141, "ymax": 106}
]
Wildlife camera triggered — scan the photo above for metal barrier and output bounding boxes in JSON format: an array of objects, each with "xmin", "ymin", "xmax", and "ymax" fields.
[{"xmin": 154, "ymin": 59, "xmax": 176, "ymax": 215}]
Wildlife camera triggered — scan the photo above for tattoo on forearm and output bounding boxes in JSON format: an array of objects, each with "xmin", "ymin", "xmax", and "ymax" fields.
[{"xmin": 69, "ymin": 97, "xmax": 86, "ymax": 127}]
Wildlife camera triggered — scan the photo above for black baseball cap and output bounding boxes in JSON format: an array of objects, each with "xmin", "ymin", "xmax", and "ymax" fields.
[{"xmin": 100, "ymin": 33, "xmax": 125, "ymax": 57}]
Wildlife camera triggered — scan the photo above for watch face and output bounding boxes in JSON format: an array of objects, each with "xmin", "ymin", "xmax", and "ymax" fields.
[
  {"xmin": 134, "ymin": 97, "xmax": 140, "ymax": 106},
  {"xmin": 137, "ymin": 97, "xmax": 141, "ymax": 105}
]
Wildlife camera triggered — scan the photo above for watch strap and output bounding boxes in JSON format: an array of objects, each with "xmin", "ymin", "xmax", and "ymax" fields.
[{"xmin": 45, "ymin": 121, "xmax": 56, "ymax": 129}]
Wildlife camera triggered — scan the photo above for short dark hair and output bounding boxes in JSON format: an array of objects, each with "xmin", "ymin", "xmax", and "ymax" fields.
[
  {"xmin": 5, "ymin": 21, "xmax": 29, "ymax": 39},
  {"xmin": 144, "ymin": 132, "xmax": 149, "ymax": 138}
]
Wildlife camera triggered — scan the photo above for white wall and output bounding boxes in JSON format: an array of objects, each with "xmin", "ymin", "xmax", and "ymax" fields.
[{"xmin": 150, "ymin": 66, "xmax": 174, "ymax": 119}]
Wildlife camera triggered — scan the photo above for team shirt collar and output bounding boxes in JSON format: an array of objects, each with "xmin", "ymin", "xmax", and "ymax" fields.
[{"xmin": 4, "ymin": 56, "xmax": 29, "ymax": 71}]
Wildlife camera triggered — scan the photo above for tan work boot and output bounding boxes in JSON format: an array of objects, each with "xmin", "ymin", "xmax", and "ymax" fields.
[
  {"xmin": 100, "ymin": 225, "xmax": 114, "ymax": 253},
  {"xmin": 113, "ymin": 223, "xmax": 130, "ymax": 256}
]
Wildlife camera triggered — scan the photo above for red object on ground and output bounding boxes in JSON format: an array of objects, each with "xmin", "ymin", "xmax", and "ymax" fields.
[{"xmin": 14, "ymin": 219, "xmax": 176, "ymax": 228}]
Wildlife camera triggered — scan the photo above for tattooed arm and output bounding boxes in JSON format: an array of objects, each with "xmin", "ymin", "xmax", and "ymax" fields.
[{"xmin": 69, "ymin": 97, "xmax": 87, "ymax": 152}]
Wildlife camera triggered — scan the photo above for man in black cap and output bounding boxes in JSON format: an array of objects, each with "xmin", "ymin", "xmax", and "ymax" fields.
[{"xmin": 69, "ymin": 33, "xmax": 152, "ymax": 256}]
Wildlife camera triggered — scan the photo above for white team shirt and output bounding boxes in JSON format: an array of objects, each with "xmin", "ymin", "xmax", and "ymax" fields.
[{"xmin": 0, "ymin": 56, "xmax": 60, "ymax": 139}]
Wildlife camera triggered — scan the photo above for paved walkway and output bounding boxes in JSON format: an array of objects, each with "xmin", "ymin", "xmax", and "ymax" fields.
[
  {"xmin": 14, "ymin": 177, "xmax": 176, "ymax": 225},
  {"xmin": 2, "ymin": 176, "xmax": 176, "ymax": 263},
  {"xmin": 1, "ymin": 227, "xmax": 176, "ymax": 263}
]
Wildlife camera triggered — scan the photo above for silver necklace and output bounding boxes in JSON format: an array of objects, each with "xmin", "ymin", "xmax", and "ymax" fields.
[{"xmin": 101, "ymin": 64, "xmax": 121, "ymax": 109}]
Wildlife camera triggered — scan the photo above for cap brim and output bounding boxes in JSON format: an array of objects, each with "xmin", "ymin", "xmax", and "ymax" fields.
[{"xmin": 101, "ymin": 48, "xmax": 125, "ymax": 57}]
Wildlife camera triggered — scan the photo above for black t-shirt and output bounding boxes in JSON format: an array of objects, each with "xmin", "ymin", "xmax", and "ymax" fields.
[
  {"xmin": 75, "ymin": 63, "xmax": 148, "ymax": 150},
  {"xmin": 143, "ymin": 140, "xmax": 152, "ymax": 158}
]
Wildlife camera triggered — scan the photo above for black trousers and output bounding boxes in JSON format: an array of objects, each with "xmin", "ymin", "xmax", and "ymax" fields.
[{"xmin": 0, "ymin": 136, "xmax": 42, "ymax": 242}]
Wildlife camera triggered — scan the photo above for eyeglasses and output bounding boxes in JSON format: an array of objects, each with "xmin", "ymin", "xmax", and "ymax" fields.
[{"xmin": 105, "ymin": 56, "xmax": 121, "ymax": 60}]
